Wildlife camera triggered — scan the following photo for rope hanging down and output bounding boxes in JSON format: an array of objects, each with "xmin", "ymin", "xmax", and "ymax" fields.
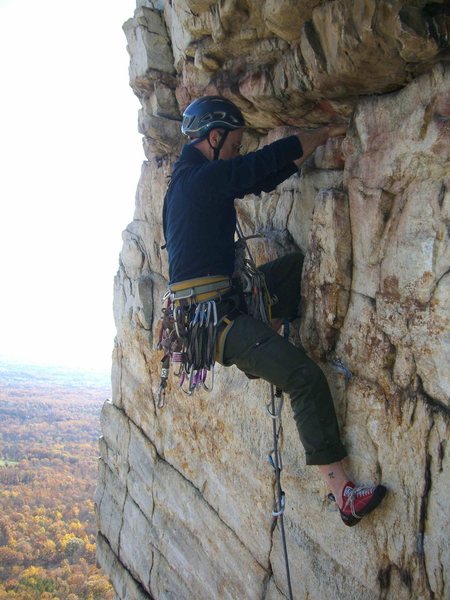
[
  {"xmin": 157, "ymin": 217, "xmax": 294, "ymax": 596},
  {"xmin": 267, "ymin": 329, "xmax": 294, "ymax": 600},
  {"xmin": 236, "ymin": 221, "xmax": 293, "ymax": 600}
]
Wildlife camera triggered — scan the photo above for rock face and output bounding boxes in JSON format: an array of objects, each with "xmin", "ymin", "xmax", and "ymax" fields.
[{"xmin": 96, "ymin": 2, "xmax": 450, "ymax": 599}]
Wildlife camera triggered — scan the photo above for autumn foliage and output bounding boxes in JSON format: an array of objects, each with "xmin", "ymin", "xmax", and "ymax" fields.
[{"xmin": 0, "ymin": 363, "xmax": 114, "ymax": 600}]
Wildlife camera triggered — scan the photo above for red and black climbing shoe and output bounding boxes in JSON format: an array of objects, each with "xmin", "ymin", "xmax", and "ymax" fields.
[{"xmin": 335, "ymin": 482, "xmax": 387, "ymax": 527}]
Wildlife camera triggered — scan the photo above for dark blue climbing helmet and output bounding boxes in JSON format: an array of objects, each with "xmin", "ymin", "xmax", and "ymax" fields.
[{"xmin": 181, "ymin": 96, "xmax": 245, "ymax": 139}]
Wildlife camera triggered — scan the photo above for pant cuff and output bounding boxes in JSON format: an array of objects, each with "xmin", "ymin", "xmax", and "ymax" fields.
[{"xmin": 305, "ymin": 442, "xmax": 348, "ymax": 466}]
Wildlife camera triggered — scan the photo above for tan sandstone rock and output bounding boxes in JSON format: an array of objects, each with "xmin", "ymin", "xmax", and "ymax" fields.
[{"xmin": 97, "ymin": 2, "xmax": 450, "ymax": 599}]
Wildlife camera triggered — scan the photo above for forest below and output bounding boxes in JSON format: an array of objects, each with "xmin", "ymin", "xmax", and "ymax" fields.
[{"xmin": 0, "ymin": 362, "xmax": 114, "ymax": 600}]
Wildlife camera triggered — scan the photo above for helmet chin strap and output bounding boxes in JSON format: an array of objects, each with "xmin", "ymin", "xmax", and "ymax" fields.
[{"xmin": 208, "ymin": 130, "xmax": 229, "ymax": 160}]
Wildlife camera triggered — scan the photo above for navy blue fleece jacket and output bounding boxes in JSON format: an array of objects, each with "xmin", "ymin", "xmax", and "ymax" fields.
[{"xmin": 163, "ymin": 135, "xmax": 303, "ymax": 283}]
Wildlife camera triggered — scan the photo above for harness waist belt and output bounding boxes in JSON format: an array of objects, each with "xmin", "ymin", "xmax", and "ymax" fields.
[{"xmin": 169, "ymin": 275, "xmax": 232, "ymax": 304}]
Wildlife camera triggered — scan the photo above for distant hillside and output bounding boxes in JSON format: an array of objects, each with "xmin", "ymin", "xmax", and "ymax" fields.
[
  {"xmin": 0, "ymin": 360, "xmax": 111, "ymax": 405},
  {"xmin": 0, "ymin": 360, "xmax": 114, "ymax": 599}
]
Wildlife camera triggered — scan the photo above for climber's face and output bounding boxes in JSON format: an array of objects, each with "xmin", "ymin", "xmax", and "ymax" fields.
[
  {"xmin": 221, "ymin": 128, "xmax": 244, "ymax": 159},
  {"xmin": 208, "ymin": 127, "xmax": 244, "ymax": 160}
]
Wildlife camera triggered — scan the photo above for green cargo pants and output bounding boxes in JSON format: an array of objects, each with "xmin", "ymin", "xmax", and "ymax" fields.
[{"xmin": 222, "ymin": 252, "xmax": 347, "ymax": 466}]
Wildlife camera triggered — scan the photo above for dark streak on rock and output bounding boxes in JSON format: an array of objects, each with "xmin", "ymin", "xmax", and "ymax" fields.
[
  {"xmin": 377, "ymin": 563, "xmax": 391, "ymax": 591},
  {"xmin": 424, "ymin": 3, "xmax": 450, "ymax": 48},
  {"xmin": 409, "ymin": 393, "xmax": 418, "ymax": 426},
  {"xmin": 303, "ymin": 21, "xmax": 328, "ymax": 70},
  {"xmin": 400, "ymin": 568, "xmax": 413, "ymax": 591},
  {"xmin": 437, "ymin": 439, "xmax": 446, "ymax": 472},
  {"xmin": 417, "ymin": 448, "xmax": 435, "ymax": 598},
  {"xmin": 378, "ymin": 563, "xmax": 413, "ymax": 597},
  {"xmin": 437, "ymin": 181, "xmax": 446, "ymax": 208},
  {"xmin": 416, "ymin": 376, "xmax": 450, "ymax": 420}
]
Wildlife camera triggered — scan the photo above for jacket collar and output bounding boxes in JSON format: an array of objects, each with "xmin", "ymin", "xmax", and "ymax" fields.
[{"xmin": 178, "ymin": 142, "xmax": 208, "ymax": 165}]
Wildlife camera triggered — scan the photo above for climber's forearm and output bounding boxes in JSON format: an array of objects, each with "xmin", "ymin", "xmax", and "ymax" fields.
[{"xmin": 294, "ymin": 125, "xmax": 346, "ymax": 168}]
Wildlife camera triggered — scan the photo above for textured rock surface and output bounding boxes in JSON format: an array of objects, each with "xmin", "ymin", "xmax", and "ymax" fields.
[{"xmin": 96, "ymin": 2, "xmax": 450, "ymax": 599}]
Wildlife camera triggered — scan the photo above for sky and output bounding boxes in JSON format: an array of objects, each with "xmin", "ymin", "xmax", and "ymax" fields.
[{"xmin": 0, "ymin": 0, "xmax": 144, "ymax": 372}]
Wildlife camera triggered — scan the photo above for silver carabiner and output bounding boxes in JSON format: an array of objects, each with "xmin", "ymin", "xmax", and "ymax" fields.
[
  {"xmin": 193, "ymin": 303, "xmax": 202, "ymax": 326},
  {"xmin": 268, "ymin": 450, "xmax": 283, "ymax": 473},
  {"xmin": 157, "ymin": 384, "xmax": 166, "ymax": 408},
  {"xmin": 272, "ymin": 491, "xmax": 286, "ymax": 517},
  {"xmin": 205, "ymin": 301, "xmax": 212, "ymax": 327},
  {"xmin": 173, "ymin": 305, "xmax": 181, "ymax": 338},
  {"xmin": 266, "ymin": 396, "xmax": 283, "ymax": 418},
  {"xmin": 202, "ymin": 366, "xmax": 214, "ymax": 392}
]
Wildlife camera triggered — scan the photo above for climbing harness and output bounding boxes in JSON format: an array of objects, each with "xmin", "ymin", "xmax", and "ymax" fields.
[
  {"xmin": 156, "ymin": 276, "xmax": 232, "ymax": 402},
  {"xmin": 156, "ymin": 216, "xmax": 274, "ymax": 402}
]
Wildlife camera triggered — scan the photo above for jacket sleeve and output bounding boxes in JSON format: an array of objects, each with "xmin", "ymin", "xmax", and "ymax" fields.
[
  {"xmin": 184, "ymin": 136, "xmax": 303, "ymax": 200},
  {"xmin": 237, "ymin": 163, "xmax": 298, "ymax": 197}
]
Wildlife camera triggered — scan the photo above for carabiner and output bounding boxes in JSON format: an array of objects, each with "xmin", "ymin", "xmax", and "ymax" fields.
[
  {"xmin": 157, "ymin": 383, "xmax": 166, "ymax": 408},
  {"xmin": 173, "ymin": 305, "xmax": 181, "ymax": 338},
  {"xmin": 268, "ymin": 450, "xmax": 283, "ymax": 473},
  {"xmin": 205, "ymin": 302, "xmax": 212, "ymax": 327},
  {"xmin": 202, "ymin": 367, "xmax": 214, "ymax": 392},
  {"xmin": 272, "ymin": 491, "xmax": 286, "ymax": 517},
  {"xmin": 266, "ymin": 396, "xmax": 283, "ymax": 418}
]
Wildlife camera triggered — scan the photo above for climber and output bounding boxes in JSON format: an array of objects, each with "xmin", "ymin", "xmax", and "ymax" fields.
[{"xmin": 162, "ymin": 95, "xmax": 387, "ymax": 526}]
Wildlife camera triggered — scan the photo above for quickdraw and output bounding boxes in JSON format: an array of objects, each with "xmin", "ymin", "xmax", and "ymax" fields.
[{"xmin": 156, "ymin": 284, "xmax": 226, "ymax": 404}]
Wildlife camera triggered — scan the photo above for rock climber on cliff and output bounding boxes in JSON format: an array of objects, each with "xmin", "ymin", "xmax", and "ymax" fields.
[{"xmin": 162, "ymin": 95, "xmax": 387, "ymax": 526}]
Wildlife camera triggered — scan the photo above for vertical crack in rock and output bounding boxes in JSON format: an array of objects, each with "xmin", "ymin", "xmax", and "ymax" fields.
[
  {"xmin": 263, "ymin": 575, "xmax": 288, "ymax": 600},
  {"xmin": 417, "ymin": 424, "xmax": 435, "ymax": 599},
  {"xmin": 437, "ymin": 181, "xmax": 446, "ymax": 209},
  {"xmin": 264, "ymin": 493, "xmax": 276, "ymax": 597},
  {"xmin": 147, "ymin": 549, "xmax": 155, "ymax": 596},
  {"xmin": 118, "ymin": 419, "xmax": 132, "ymax": 563},
  {"xmin": 99, "ymin": 533, "xmax": 155, "ymax": 600},
  {"xmin": 147, "ymin": 467, "xmax": 157, "ymax": 595},
  {"xmin": 117, "ymin": 490, "xmax": 128, "ymax": 564},
  {"xmin": 142, "ymin": 350, "xmax": 158, "ymax": 417},
  {"xmin": 264, "ymin": 416, "xmax": 292, "ymax": 600},
  {"xmin": 437, "ymin": 438, "xmax": 445, "ymax": 473}
]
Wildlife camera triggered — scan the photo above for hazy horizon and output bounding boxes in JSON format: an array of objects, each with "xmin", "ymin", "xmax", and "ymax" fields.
[{"xmin": 0, "ymin": 354, "xmax": 111, "ymax": 382}]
